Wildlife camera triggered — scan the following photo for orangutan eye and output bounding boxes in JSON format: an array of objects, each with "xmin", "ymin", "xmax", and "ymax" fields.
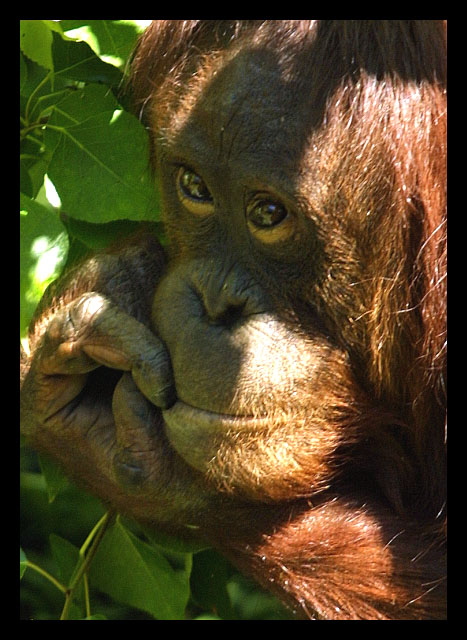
[
  {"xmin": 247, "ymin": 197, "xmax": 294, "ymax": 243},
  {"xmin": 176, "ymin": 167, "xmax": 214, "ymax": 216},
  {"xmin": 247, "ymin": 199, "xmax": 289, "ymax": 228}
]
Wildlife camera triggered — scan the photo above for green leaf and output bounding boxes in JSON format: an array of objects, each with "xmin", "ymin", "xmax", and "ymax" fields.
[
  {"xmin": 20, "ymin": 52, "xmax": 27, "ymax": 93},
  {"xmin": 39, "ymin": 454, "xmax": 69, "ymax": 503},
  {"xmin": 44, "ymin": 84, "xmax": 159, "ymax": 223},
  {"xmin": 61, "ymin": 20, "xmax": 147, "ymax": 69},
  {"xmin": 61, "ymin": 215, "xmax": 142, "ymax": 250},
  {"xmin": 20, "ymin": 20, "xmax": 53, "ymax": 71},
  {"xmin": 190, "ymin": 550, "xmax": 236, "ymax": 619},
  {"xmin": 49, "ymin": 81, "xmax": 118, "ymax": 124},
  {"xmin": 142, "ymin": 525, "xmax": 209, "ymax": 555},
  {"xmin": 228, "ymin": 574, "xmax": 292, "ymax": 619},
  {"xmin": 49, "ymin": 534, "xmax": 80, "ymax": 585},
  {"xmin": 20, "ymin": 193, "xmax": 69, "ymax": 338},
  {"xmin": 90, "ymin": 520, "xmax": 191, "ymax": 620},
  {"xmin": 20, "ymin": 547, "xmax": 28, "ymax": 579},
  {"xmin": 52, "ymin": 32, "xmax": 122, "ymax": 85},
  {"xmin": 49, "ymin": 535, "xmax": 86, "ymax": 618}
]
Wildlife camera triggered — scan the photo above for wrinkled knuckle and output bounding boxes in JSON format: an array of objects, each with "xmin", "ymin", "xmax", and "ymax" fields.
[
  {"xmin": 46, "ymin": 311, "xmax": 68, "ymax": 342},
  {"xmin": 42, "ymin": 309, "xmax": 76, "ymax": 351},
  {"xmin": 70, "ymin": 293, "xmax": 109, "ymax": 331},
  {"xmin": 113, "ymin": 448, "xmax": 147, "ymax": 492},
  {"xmin": 139, "ymin": 345, "xmax": 172, "ymax": 377}
]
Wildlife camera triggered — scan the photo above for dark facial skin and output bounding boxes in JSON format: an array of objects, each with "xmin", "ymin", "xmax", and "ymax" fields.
[
  {"xmin": 151, "ymin": 49, "xmax": 367, "ymax": 500},
  {"xmin": 21, "ymin": 21, "xmax": 446, "ymax": 619}
]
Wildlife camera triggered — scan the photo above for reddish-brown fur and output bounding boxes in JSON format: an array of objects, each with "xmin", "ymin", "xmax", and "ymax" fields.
[
  {"xmin": 21, "ymin": 21, "xmax": 446, "ymax": 619},
  {"xmin": 131, "ymin": 22, "xmax": 446, "ymax": 617}
]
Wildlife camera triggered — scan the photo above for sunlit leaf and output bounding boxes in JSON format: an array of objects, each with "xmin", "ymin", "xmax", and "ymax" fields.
[
  {"xmin": 52, "ymin": 32, "xmax": 122, "ymax": 85},
  {"xmin": 61, "ymin": 20, "xmax": 149, "ymax": 69},
  {"xmin": 20, "ymin": 20, "xmax": 53, "ymax": 71},
  {"xmin": 44, "ymin": 84, "xmax": 159, "ymax": 223},
  {"xmin": 20, "ymin": 193, "xmax": 69, "ymax": 338}
]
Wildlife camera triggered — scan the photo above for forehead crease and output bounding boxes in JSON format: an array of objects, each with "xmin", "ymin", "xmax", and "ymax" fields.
[{"xmin": 169, "ymin": 51, "xmax": 307, "ymax": 167}]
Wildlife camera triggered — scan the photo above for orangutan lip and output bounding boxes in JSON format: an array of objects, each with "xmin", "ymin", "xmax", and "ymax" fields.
[{"xmin": 162, "ymin": 400, "xmax": 268, "ymax": 431}]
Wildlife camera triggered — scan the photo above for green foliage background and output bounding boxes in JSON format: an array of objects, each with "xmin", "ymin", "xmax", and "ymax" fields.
[{"xmin": 20, "ymin": 20, "xmax": 292, "ymax": 620}]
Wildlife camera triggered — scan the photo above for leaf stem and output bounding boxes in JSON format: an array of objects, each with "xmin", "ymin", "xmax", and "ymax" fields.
[
  {"xmin": 84, "ymin": 572, "xmax": 91, "ymax": 618},
  {"xmin": 60, "ymin": 510, "xmax": 116, "ymax": 620},
  {"xmin": 24, "ymin": 71, "xmax": 53, "ymax": 125},
  {"xmin": 80, "ymin": 511, "xmax": 111, "ymax": 557},
  {"xmin": 28, "ymin": 88, "xmax": 75, "ymax": 122},
  {"xmin": 20, "ymin": 123, "xmax": 46, "ymax": 141},
  {"xmin": 26, "ymin": 560, "xmax": 67, "ymax": 594}
]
